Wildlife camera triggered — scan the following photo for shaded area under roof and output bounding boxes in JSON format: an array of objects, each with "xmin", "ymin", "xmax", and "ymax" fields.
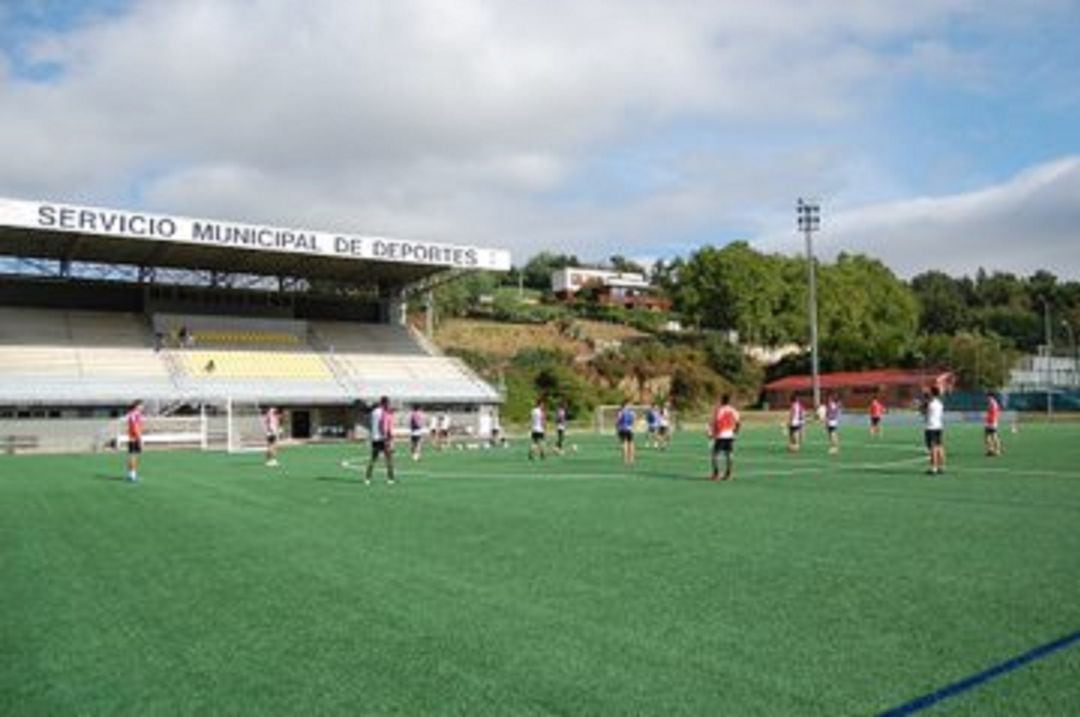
[{"xmin": 0, "ymin": 224, "xmax": 450, "ymax": 289}]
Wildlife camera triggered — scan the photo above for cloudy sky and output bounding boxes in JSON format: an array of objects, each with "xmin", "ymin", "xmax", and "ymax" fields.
[{"xmin": 1, "ymin": 0, "xmax": 1078, "ymax": 277}]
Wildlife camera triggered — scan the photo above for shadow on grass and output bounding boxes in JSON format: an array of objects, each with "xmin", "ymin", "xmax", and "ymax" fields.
[
  {"xmin": 315, "ymin": 475, "xmax": 361, "ymax": 484},
  {"xmin": 635, "ymin": 470, "xmax": 711, "ymax": 482},
  {"xmin": 92, "ymin": 473, "xmax": 126, "ymax": 482}
]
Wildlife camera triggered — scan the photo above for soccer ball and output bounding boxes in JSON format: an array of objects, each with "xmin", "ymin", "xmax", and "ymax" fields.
[{"xmin": 571, "ymin": 444, "xmax": 579, "ymax": 453}]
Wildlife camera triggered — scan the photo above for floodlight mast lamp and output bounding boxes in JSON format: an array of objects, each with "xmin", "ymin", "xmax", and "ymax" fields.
[{"xmin": 797, "ymin": 199, "xmax": 822, "ymax": 409}]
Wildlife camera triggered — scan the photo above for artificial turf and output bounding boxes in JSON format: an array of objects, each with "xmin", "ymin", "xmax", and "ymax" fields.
[{"xmin": 1, "ymin": 422, "xmax": 1078, "ymax": 715}]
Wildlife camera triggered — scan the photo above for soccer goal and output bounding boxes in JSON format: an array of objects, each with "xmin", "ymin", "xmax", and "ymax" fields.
[
  {"xmin": 115, "ymin": 408, "xmax": 208, "ymax": 450},
  {"xmin": 593, "ymin": 404, "xmax": 677, "ymax": 434},
  {"xmin": 225, "ymin": 398, "xmax": 273, "ymax": 454}
]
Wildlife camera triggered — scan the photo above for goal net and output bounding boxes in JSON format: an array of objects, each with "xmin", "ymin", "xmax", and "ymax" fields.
[
  {"xmin": 225, "ymin": 398, "xmax": 275, "ymax": 454},
  {"xmin": 593, "ymin": 404, "xmax": 677, "ymax": 435},
  {"xmin": 115, "ymin": 410, "xmax": 208, "ymax": 450}
]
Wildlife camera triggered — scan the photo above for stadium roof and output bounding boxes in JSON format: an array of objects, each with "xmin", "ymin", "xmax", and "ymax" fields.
[
  {"xmin": 764, "ymin": 369, "xmax": 954, "ymax": 392},
  {"xmin": 0, "ymin": 197, "xmax": 511, "ymax": 288}
]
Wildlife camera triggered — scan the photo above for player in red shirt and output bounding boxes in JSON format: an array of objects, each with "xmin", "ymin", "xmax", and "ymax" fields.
[
  {"xmin": 124, "ymin": 399, "xmax": 144, "ymax": 483},
  {"xmin": 868, "ymin": 396, "xmax": 885, "ymax": 438},
  {"xmin": 984, "ymin": 392, "xmax": 1002, "ymax": 457},
  {"xmin": 708, "ymin": 394, "xmax": 741, "ymax": 481}
]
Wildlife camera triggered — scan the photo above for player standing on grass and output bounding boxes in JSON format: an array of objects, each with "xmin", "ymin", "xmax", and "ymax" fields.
[
  {"xmin": 787, "ymin": 396, "xmax": 805, "ymax": 452},
  {"xmin": 869, "ymin": 396, "xmax": 885, "ymax": 438},
  {"xmin": 645, "ymin": 404, "xmax": 659, "ymax": 448},
  {"xmin": 925, "ymin": 386, "xmax": 946, "ymax": 475},
  {"xmin": 657, "ymin": 401, "xmax": 672, "ymax": 450},
  {"xmin": 825, "ymin": 394, "xmax": 842, "ymax": 455},
  {"xmin": 437, "ymin": 412, "xmax": 451, "ymax": 450},
  {"xmin": 984, "ymin": 392, "xmax": 1002, "ymax": 457},
  {"xmin": 409, "ymin": 405, "xmax": 425, "ymax": 461},
  {"xmin": 124, "ymin": 399, "xmax": 144, "ymax": 483},
  {"xmin": 365, "ymin": 396, "xmax": 395, "ymax": 485},
  {"xmin": 709, "ymin": 394, "xmax": 741, "ymax": 481},
  {"xmin": 615, "ymin": 400, "xmax": 636, "ymax": 465},
  {"xmin": 528, "ymin": 398, "xmax": 547, "ymax": 460},
  {"xmin": 263, "ymin": 406, "xmax": 281, "ymax": 467},
  {"xmin": 555, "ymin": 402, "xmax": 568, "ymax": 455}
]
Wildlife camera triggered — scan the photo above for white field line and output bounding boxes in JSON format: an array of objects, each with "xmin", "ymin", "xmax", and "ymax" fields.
[
  {"xmin": 339, "ymin": 460, "xmax": 924, "ymax": 481},
  {"xmin": 967, "ymin": 465, "xmax": 1080, "ymax": 479}
]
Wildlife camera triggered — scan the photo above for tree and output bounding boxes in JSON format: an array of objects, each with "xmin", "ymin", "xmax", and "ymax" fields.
[
  {"xmin": 431, "ymin": 272, "xmax": 499, "ymax": 322},
  {"xmin": 815, "ymin": 254, "xmax": 920, "ymax": 370},
  {"xmin": 910, "ymin": 271, "xmax": 970, "ymax": 335},
  {"xmin": 673, "ymin": 242, "xmax": 792, "ymax": 344},
  {"xmin": 521, "ymin": 252, "xmax": 581, "ymax": 291},
  {"xmin": 608, "ymin": 255, "xmax": 645, "ymax": 275},
  {"xmin": 915, "ymin": 333, "xmax": 1016, "ymax": 390}
]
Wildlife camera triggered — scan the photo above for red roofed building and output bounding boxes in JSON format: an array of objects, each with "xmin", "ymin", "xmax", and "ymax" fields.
[{"xmin": 764, "ymin": 369, "xmax": 954, "ymax": 409}]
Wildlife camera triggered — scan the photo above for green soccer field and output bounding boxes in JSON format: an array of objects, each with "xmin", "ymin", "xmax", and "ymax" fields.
[{"xmin": 2, "ymin": 422, "xmax": 1078, "ymax": 716}]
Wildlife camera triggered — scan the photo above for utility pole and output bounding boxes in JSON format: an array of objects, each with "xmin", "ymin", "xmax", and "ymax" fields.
[
  {"xmin": 1062, "ymin": 319, "xmax": 1077, "ymax": 388},
  {"xmin": 797, "ymin": 199, "xmax": 822, "ymax": 409}
]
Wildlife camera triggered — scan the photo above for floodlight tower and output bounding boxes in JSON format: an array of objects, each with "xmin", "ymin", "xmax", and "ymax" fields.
[{"xmin": 797, "ymin": 198, "xmax": 822, "ymax": 409}]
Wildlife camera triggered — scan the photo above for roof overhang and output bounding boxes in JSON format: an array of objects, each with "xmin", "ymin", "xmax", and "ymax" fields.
[{"xmin": 0, "ymin": 197, "xmax": 511, "ymax": 288}]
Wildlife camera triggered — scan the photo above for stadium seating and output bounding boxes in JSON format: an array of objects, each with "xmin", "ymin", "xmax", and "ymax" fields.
[
  {"xmin": 153, "ymin": 314, "xmax": 308, "ymax": 349},
  {"xmin": 179, "ymin": 351, "xmax": 331, "ymax": 380},
  {"xmin": 0, "ymin": 308, "xmax": 498, "ymax": 405},
  {"xmin": 309, "ymin": 321, "xmax": 428, "ymax": 355},
  {"xmin": 310, "ymin": 322, "xmax": 499, "ymax": 402},
  {"xmin": 183, "ymin": 330, "xmax": 301, "ymax": 347},
  {"xmin": 0, "ymin": 308, "xmax": 176, "ymax": 403}
]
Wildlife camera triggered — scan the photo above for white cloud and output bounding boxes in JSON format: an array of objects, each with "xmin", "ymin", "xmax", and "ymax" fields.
[
  {"xmin": 0, "ymin": 0, "xmax": 1074, "ymax": 275},
  {"xmin": 756, "ymin": 156, "xmax": 1080, "ymax": 278}
]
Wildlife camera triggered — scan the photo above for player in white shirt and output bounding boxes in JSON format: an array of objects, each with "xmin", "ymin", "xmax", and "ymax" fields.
[
  {"xmin": 824, "ymin": 395, "xmax": 842, "ymax": 455},
  {"xmin": 924, "ymin": 386, "xmax": 946, "ymax": 475},
  {"xmin": 365, "ymin": 396, "xmax": 396, "ymax": 485},
  {"xmin": 528, "ymin": 398, "xmax": 547, "ymax": 461},
  {"xmin": 657, "ymin": 402, "xmax": 672, "ymax": 450},
  {"xmin": 437, "ymin": 412, "xmax": 451, "ymax": 451},
  {"xmin": 262, "ymin": 406, "xmax": 282, "ymax": 467},
  {"xmin": 787, "ymin": 397, "xmax": 805, "ymax": 453}
]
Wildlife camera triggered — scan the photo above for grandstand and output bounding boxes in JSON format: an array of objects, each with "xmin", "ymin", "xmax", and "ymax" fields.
[{"xmin": 0, "ymin": 197, "xmax": 510, "ymax": 452}]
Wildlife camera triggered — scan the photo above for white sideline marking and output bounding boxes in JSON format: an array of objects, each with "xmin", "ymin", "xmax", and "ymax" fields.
[
  {"xmin": 971, "ymin": 466, "xmax": 1079, "ymax": 479},
  {"xmin": 339, "ymin": 454, "xmax": 969, "ymax": 481}
]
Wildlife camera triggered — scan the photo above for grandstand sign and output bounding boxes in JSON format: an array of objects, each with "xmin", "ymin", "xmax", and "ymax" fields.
[{"xmin": 0, "ymin": 197, "xmax": 511, "ymax": 271}]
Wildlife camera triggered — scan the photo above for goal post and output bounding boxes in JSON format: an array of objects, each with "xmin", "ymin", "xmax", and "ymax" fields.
[
  {"xmin": 593, "ymin": 404, "xmax": 677, "ymax": 434},
  {"xmin": 225, "ymin": 397, "xmax": 272, "ymax": 454}
]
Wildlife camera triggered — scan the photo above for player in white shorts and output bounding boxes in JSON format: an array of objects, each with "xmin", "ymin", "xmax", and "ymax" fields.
[{"xmin": 528, "ymin": 398, "xmax": 547, "ymax": 460}]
